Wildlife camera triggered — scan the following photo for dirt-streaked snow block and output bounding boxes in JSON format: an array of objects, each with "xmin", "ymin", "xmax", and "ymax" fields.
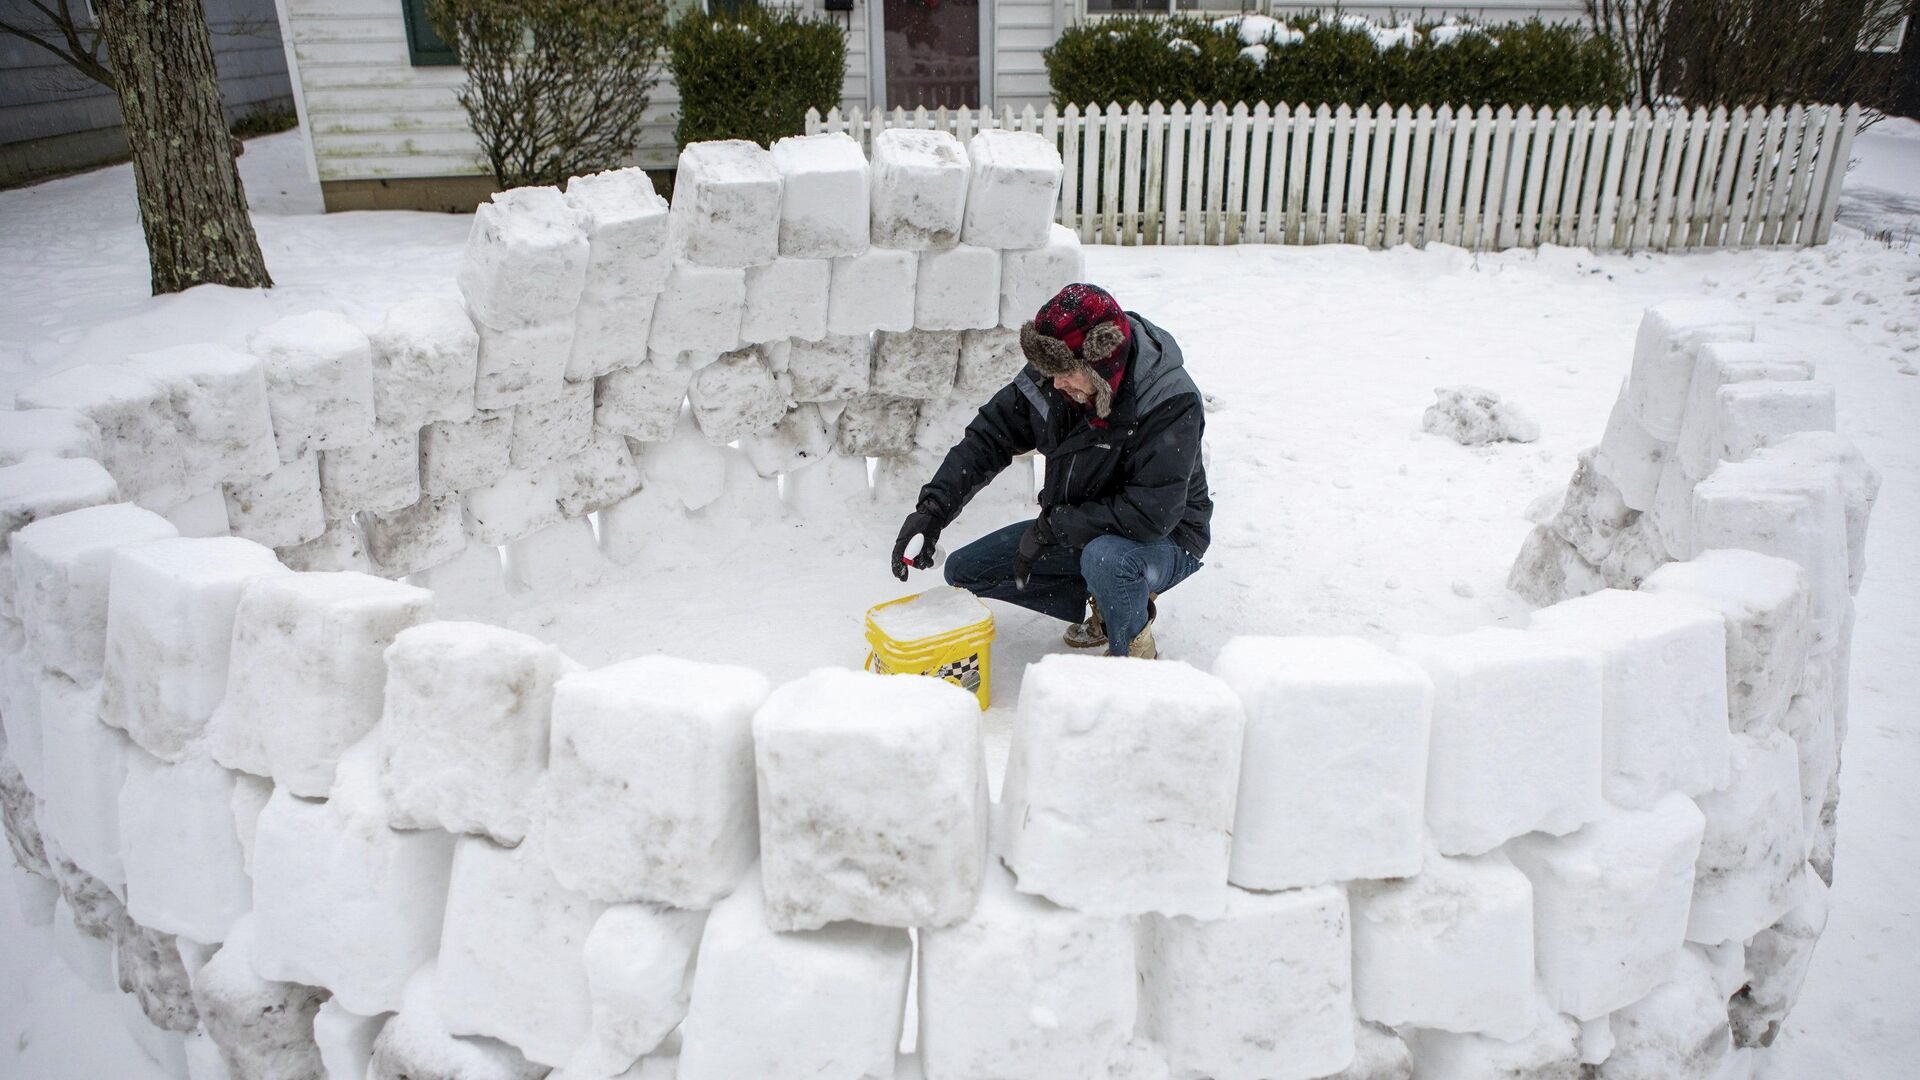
[
  {"xmin": 670, "ymin": 140, "xmax": 781, "ymax": 267},
  {"xmin": 1140, "ymin": 884, "xmax": 1355, "ymax": 1080},
  {"xmin": 438, "ymin": 835, "xmax": 604, "ymax": 1067},
  {"xmin": 223, "ymin": 452, "xmax": 325, "ymax": 550},
  {"xmin": 595, "ymin": 362, "xmax": 692, "ymax": 443},
  {"xmin": 462, "ymin": 466, "xmax": 561, "ymax": 546},
  {"xmin": 1397, "ymin": 628, "xmax": 1603, "ymax": 856},
  {"xmin": 364, "ymin": 494, "xmax": 467, "ymax": 578},
  {"xmin": 39, "ymin": 674, "xmax": 129, "ymax": 884},
  {"xmin": 369, "ymin": 295, "xmax": 479, "ymax": 426},
  {"xmin": 872, "ymin": 330, "xmax": 961, "ymax": 400},
  {"xmin": 1507, "ymin": 792, "xmax": 1705, "ymax": 1020},
  {"xmin": 1641, "ymin": 549, "xmax": 1811, "ymax": 735},
  {"xmin": 1712, "ymin": 380, "xmax": 1835, "ymax": 466},
  {"xmin": 678, "ymin": 867, "xmax": 912, "ymax": 1080},
  {"xmin": 191, "ymin": 916, "xmax": 327, "ymax": 1077},
  {"xmin": 119, "ymin": 750, "xmax": 251, "ymax": 943},
  {"xmin": 1731, "ymin": 867, "xmax": 1826, "ymax": 1048},
  {"xmin": 1350, "ymin": 849, "xmax": 1536, "ymax": 1040},
  {"xmin": 314, "ymin": 1001, "xmax": 385, "ymax": 1080},
  {"xmin": 252, "ymin": 742, "xmax": 456, "ymax": 1017},
  {"xmin": 741, "ymin": 257, "xmax": 831, "ymax": 344},
  {"xmin": 508, "ymin": 377, "xmax": 595, "ymax": 471},
  {"xmin": 960, "ymin": 129, "xmax": 1063, "ymax": 250},
  {"xmin": 1402, "ymin": 993, "xmax": 1581, "ymax": 1079},
  {"xmin": 771, "ymin": 132, "xmax": 870, "ymax": 257},
  {"xmin": 837, "ymin": 393, "xmax": 921, "ymax": 457},
  {"xmin": 247, "ymin": 311, "xmax": 378, "ymax": 463},
  {"xmin": 13, "ymin": 365, "xmax": 180, "ymax": 505},
  {"xmin": 420, "ymin": 409, "xmax": 512, "ymax": 495},
  {"xmin": 504, "ymin": 517, "xmax": 604, "ymax": 592},
  {"xmin": 567, "ymin": 293, "xmax": 655, "ymax": 383},
  {"xmin": 578, "ymin": 903, "xmax": 707, "ymax": 1066},
  {"xmin": 118, "ymin": 915, "xmax": 201, "ymax": 1031},
  {"xmin": 566, "ymin": 166, "xmax": 672, "ymax": 296},
  {"xmin": 1530, "ymin": 589, "xmax": 1730, "ymax": 808},
  {"xmin": 689, "ymin": 345, "xmax": 787, "ymax": 442},
  {"xmin": 380, "ymin": 621, "xmax": 568, "ymax": 844},
  {"xmin": 45, "ymin": 839, "xmax": 130, "ymax": 939},
  {"xmin": 552, "ymin": 432, "xmax": 643, "ymax": 516},
  {"xmin": 275, "ymin": 517, "xmax": 371, "ymax": 574},
  {"xmin": 13, "ymin": 502, "xmax": 176, "ymax": 682},
  {"xmin": 999, "ymin": 223, "xmax": 1084, "ymax": 327},
  {"xmin": 213, "ymin": 572, "xmax": 432, "ymax": 796},
  {"xmin": 1751, "ymin": 431, "xmax": 1879, "ymax": 595},
  {"xmin": 135, "ymin": 343, "xmax": 281, "ymax": 491},
  {"xmin": 1213, "ymin": 636, "xmax": 1430, "ymax": 891},
  {"xmin": 917, "ymin": 858, "xmax": 1135, "ymax": 1080},
  {"xmin": 1596, "ymin": 949, "xmax": 1736, "ymax": 1079},
  {"xmin": 459, "ymin": 186, "xmax": 590, "ymax": 328},
  {"xmin": 955, "ymin": 327, "xmax": 1023, "ymax": 398},
  {"xmin": 101, "ymin": 536, "xmax": 286, "ymax": 761},
  {"xmin": 1675, "ymin": 343, "xmax": 1812, "ymax": 480},
  {"xmin": 828, "ymin": 246, "xmax": 917, "ymax": 335},
  {"xmin": 1693, "ymin": 458, "xmax": 1850, "ymax": 642},
  {"xmin": 1, "ymin": 754, "xmax": 50, "ymax": 875},
  {"xmin": 1688, "ymin": 729, "xmax": 1804, "ymax": 945},
  {"xmin": 1001, "ymin": 655, "xmax": 1244, "ymax": 918},
  {"xmin": 743, "ymin": 404, "xmax": 834, "ymax": 478},
  {"xmin": 647, "ymin": 261, "xmax": 746, "ymax": 356},
  {"xmin": 474, "ymin": 316, "xmax": 575, "ymax": 410},
  {"xmin": 1549, "ymin": 450, "xmax": 1634, "ymax": 564},
  {"xmin": 0, "ymin": 406, "xmax": 100, "ymax": 466},
  {"xmin": 1592, "ymin": 384, "xmax": 1668, "ymax": 511},
  {"xmin": 754, "ymin": 668, "xmax": 986, "ymax": 931},
  {"xmin": 369, "ymin": 966, "xmax": 546, "ymax": 1080},
  {"xmin": 537, "ymin": 655, "xmax": 768, "ymax": 906},
  {"xmin": 1626, "ymin": 299, "xmax": 1753, "ymax": 441},
  {"xmin": 915, "ymin": 245, "xmax": 1001, "ymax": 331},
  {"xmin": 870, "ymin": 128, "xmax": 969, "ymax": 249},
  {"xmin": 1595, "ymin": 515, "xmax": 1669, "ymax": 593},
  {"xmin": 318, "ymin": 421, "xmax": 420, "ymax": 518},
  {"xmin": 0, "ymin": 458, "xmax": 122, "ymax": 585},
  {"xmin": 789, "ymin": 333, "xmax": 872, "ymax": 402},
  {"xmin": 1508, "ymin": 523, "xmax": 1606, "ymax": 607}
]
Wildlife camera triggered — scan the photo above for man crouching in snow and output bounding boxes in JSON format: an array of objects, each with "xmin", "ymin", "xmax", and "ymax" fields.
[{"xmin": 890, "ymin": 283, "xmax": 1212, "ymax": 659}]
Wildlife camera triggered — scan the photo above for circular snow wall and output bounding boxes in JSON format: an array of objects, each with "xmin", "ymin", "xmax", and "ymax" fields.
[{"xmin": 0, "ymin": 133, "xmax": 1876, "ymax": 1080}]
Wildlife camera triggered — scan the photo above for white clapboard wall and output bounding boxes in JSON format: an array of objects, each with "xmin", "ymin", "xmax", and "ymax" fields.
[{"xmin": 807, "ymin": 100, "xmax": 1861, "ymax": 251}]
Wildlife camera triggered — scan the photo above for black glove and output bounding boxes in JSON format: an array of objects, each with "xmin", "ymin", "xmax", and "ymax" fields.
[
  {"xmin": 891, "ymin": 501, "xmax": 944, "ymax": 582},
  {"xmin": 1012, "ymin": 509, "xmax": 1054, "ymax": 590}
]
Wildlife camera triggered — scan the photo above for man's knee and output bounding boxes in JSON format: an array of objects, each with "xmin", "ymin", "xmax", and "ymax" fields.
[{"xmin": 1080, "ymin": 534, "xmax": 1145, "ymax": 588}]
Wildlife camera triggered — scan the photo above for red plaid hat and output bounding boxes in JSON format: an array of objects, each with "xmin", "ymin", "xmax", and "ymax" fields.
[{"xmin": 1019, "ymin": 283, "xmax": 1132, "ymax": 419}]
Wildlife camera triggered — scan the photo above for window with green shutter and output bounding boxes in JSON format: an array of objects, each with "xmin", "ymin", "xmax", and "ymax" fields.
[{"xmin": 403, "ymin": 0, "xmax": 460, "ymax": 66}]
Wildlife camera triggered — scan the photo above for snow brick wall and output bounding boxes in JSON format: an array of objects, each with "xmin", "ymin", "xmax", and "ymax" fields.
[{"xmin": 0, "ymin": 121, "xmax": 1876, "ymax": 1080}]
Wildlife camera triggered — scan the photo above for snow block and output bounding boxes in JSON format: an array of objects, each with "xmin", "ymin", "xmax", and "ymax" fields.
[
  {"xmin": 872, "ymin": 330, "xmax": 961, "ymax": 400},
  {"xmin": 509, "ymin": 377, "xmax": 595, "ymax": 470},
  {"xmin": 960, "ymin": 129, "xmax": 1063, "ymax": 250},
  {"xmin": 595, "ymin": 362, "xmax": 692, "ymax": 444},
  {"xmin": 999, "ymin": 223, "xmax": 1085, "ymax": 327},
  {"xmin": 438, "ymin": 835, "xmax": 604, "ymax": 1067},
  {"xmin": 1530, "ymin": 589, "xmax": 1731, "ymax": 807},
  {"xmin": 315, "ymin": 1001, "xmax": 386, "ymax": 1080},
  {"xmin": 917, "ymin": 858, "xmax": 1135, "ymax": 1080},
  {"xmin": 38, "ymin": 674, "xmax": 128, "ymax": 883},
  {"xmin": 742, "ymin": 404, "xmax": 834, "ymax": 478},
  {"xmin": 789, "ymin": 333, "xmax": 873, "ymax": 402},
  {"xmin": 192, "ymin": 917, "xmax": 329, "ymax": 1080},
  {"xmin": 955, "ymin": 327, "xmax": 1023, "ymax": 399},
  {"xmin": 688, "ymin": 345, "xmax": 787, "ymax": 442},
  {"xmin": 275, "ymin": 518, "xmax": 371, "ymax": 574},
  {"xmin": 247, "ymin": 312, "xmax": 379, "ymax": 463},
  {"xmin": 536, "ymin": 655, "xmax": 768, "ymax": 906},
  {"xmin": 118, "ymin": 916, "xmax": 201, "ymax": 1031},
  {"xmin": 1649, "ymin": 455, "xmax": 1695, "ymax": 560},
  {"xmin": 1626, "ymin": 299, "xmax": 1754, "ymax": 440},
  {"xmin": 461, "ymin": 466, "xmax": 561, "ymax": 546},
  {"xmin": 579, "ymin": 903, "xmax": 707, "ymax": 1065},
  {"xmin": 380, "ymin": 621, "xmax": 568, "ymax": 844},
  {"xmin": 870, "ymin": 128, "xmax": 969, "ymax": 250},
  {"xmin": 1350, "ymin": 849, "xmax": 1536, "ymax": 1040},
  {"xmin": 368, "ymin": 966, "xmax": 547, "ymax": 1080},
  {"xmin": 741, "ymin": 257, "xmax": 831, "ymax": 344},
  {"xmin": 318, "ymin": 421, "xmax": 420, "ymax": 518},
  {"xmin": 1549, "ymin": 450, "xmax": 1634, "ymax": 565},
  {"xmin": 1688, "ymin": 730, "xmax": 1803, "ymax": 945},
  {"xmin": 1601, "ymin": 509, "xmax": 1671, "ymax": 594},
  {"xmin": 677, "ymin": 866, "xmax": 912, "ymax": 1080},
  {"xmin": 100, "ymin": 536, "xmax": 286, "ymax": 761},
  {"xmin": 1751, "ymin": 431, "xmax": 1879, "ymax": 595},
  {"xmin": 1731, "ymin": 867, "xmax": 1827, "ymax": 1048},
  {"xmin": 1596, "ymin": 949, "xmax": 1736, "ymax": 1079},
  {"xmin": 1692, "ymin": 458, "xmax": 1850, "ymax": 643},
  {"xmin": 364, "ymin": 494, "xmax": 467, "ymax": 578},
  {"xmin": 1213, "ymin": 636, "xmax": 1431, "ymax": 890},
  {"xmin": 567, "ymin": 292, "xmax": 655, "ymax": 383},
  {"xmin": 213, "ymin": 572, "xmax": 432, "ymax": 795},
  {"xmin": 754, "ymin": 668, "xmax": 986, "ymax": 931},
  {"xmin": 1508, "ymin": 523, "xmax": 1605, "ymax": 608},
  {"xmin": 1139, "ymin": 884, "xmax": 1355, "ymax": 1080},
  {"xmin": 119, "ymin": 750, "xmax": 251, "ymax": 943},
  {"xmin": 1, "ymin": 753, "xmax": 50, "ymax": 875},
  {"xmin": 670, "ymin": 140, "xmax": 782, "ymax": 267},
  {"xmin": 252, "ymin": 741, "xmax": 457, "ymax": 1017},
  {"xmin": 473, "ymin": 316, "xmax": 575, "ymax": 411},
  {"xmin": 504, "ymin": 517, "xmax": 604, "ymax": 592},
  {"xmin": 553, "ymin": 432, "xmax": 643, "ymax": 517},
  {"xmin": 222, "ymin": 452, "xmax": 324, "ymax": 551},
  {"xmin": 837, "ymin": 394, "xmax": 921, "ymax": 457},
  {"xmin": 1397, "ymin": 628, "xmax": 1603, "ymax": 856},
  {"xmin": 1000, "ymin": 655, "xmax": 1244, "ymax": 918},
  {"xmin": 458, "ymin": 186, "xmax": 591, "ymax": 329},
  {"xmin": 12, "ymin": 365, "xmax": 181, "ymax": 506},
  {"xmin": 134, "ymin": 344, "xmax": 281, "ymax": 492},
  {"xmin": 0, "ymin": 457, "xmax": 121, "ymax": 558},
  {"xmin": 1592, "ymin": 383, "xmax": 1668, "ymax": 511},
  {"xmin": 1506, "ymin": 792, "xmax": 1706, "ymax": 1019},
  {"xmin": 915, "ymin": 245, "xmax": 1001, "ymax": 331},
  {"xmin": 369, "ymin": 295, "xmax": 480, "ymax": 426},
  {"xmin": 647, "ymin": 261, "xmax": 746, "ymax": 356},
  {"xmin": 1641, "ymin": 549, "xmax": 1811, "ymax": 735},
  {"xmin": 0, "ymin": 406, "xmax": 100, "ymax": 467},
  {"xmin": 772, "ymin": 132, "xmax": 871, "ymax": 258},
  {"xmin": 1674, "ymin": 342, "xmax": 1812, "ymax": 480},
  {"xmin": 13, "ymin": 502, "xmax": 176, "ymax": 682},
  {"xmin": 1401, "ymin": 993, "xmax": 1582, "ymax": 1079},
  {"xmin": 567, "ymin": 166, "xmax": 672, "ymax": 297},
  {"xmin": 828, "ymin": 246, "xmax": 918, "ymax": 335},
  {"xmin": 420, "ymin": 409, "xmax": 513, "ymax": 495},
  {"xmin": 1712, "ymin": 380, "xmax": 1836, "ymax": 467}
]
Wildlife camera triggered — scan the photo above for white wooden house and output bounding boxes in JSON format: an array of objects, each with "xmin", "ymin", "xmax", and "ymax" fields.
[{"xmin": 274, "ymin": 0, "xmax": 1584, "ymax": 211}]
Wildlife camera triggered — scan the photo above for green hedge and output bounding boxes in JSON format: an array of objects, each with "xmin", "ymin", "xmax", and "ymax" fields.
[
  {"xmin": 668, "ymin": 4, "xmax": 846, "ymax": 150},
  {"xmin": 1046, "ymin": 17, "xmax": 1630, "ymax": 113}
]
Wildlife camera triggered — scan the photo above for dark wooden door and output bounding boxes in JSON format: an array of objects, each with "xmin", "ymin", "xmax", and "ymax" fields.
[{"xmin": 883, "ymin": 0, "xmax": 980, "ymax": 110}]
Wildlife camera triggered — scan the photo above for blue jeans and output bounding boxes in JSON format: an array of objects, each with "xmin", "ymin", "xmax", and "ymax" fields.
[{"xmin": 944, "ymin": 523, "xmax": 1202, "ymax": 656}]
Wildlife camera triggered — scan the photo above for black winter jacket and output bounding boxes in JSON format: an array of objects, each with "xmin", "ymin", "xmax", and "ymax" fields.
[{"xmin": 917, "ymin": 312, "xmax": 1213, "ymax": 558}]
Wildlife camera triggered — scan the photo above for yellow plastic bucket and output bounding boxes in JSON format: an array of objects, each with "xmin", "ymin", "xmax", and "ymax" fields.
[{"xmin": 864, "ymin": 586, "xmax": 995, "ymax": 710}]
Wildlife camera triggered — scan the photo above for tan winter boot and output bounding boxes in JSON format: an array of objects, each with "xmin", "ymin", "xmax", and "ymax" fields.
[
  {"xmin": 1125, "ymin": 622, "xmax": 1158, "ymax": 660},
  {"xmin": 1063, "ymin": 599, "xmax": 1107, "ymax": 649}
]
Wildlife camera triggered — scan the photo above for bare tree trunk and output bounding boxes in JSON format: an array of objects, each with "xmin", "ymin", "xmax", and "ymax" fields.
[{"xmin": 94, "ymin": 0, "xmax": 271, "ymax": 295}]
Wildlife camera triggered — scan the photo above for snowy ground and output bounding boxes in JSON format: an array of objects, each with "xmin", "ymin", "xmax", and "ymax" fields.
[{"xmin": 1, "ymin": 122, "xmax": 1916, "ymax": 1078}]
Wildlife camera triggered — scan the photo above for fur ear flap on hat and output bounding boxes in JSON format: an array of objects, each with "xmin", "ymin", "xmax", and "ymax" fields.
[
  {"xmin": 1080, "ymin": 320, "xmax": 1128, "ymax": 365},
  {"xmin": 1020, "ymin": 320, "xmax": 1083, "ymax": 377}
]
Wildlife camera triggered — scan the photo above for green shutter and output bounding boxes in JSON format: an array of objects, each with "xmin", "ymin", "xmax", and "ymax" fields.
[{"xmin": 403, "ymin": 0, "xmax": 460, "ymax": 66}]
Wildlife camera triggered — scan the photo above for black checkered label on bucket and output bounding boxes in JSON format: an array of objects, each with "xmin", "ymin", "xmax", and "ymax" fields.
[{"xmin": 871, "ymin": 651, "xmax": 982, "ymax": 694}]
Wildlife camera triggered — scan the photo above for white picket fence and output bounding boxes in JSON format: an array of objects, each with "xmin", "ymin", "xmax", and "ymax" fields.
[{"xmin": 805, "ymin": 101, "xmax": 1863, "ymax": 251}]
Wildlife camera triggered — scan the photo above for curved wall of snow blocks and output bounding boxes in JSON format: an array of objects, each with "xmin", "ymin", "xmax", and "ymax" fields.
[{"xmin": 0, "ymin": 145, "xmax": 1877, "ymax": 1080}]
